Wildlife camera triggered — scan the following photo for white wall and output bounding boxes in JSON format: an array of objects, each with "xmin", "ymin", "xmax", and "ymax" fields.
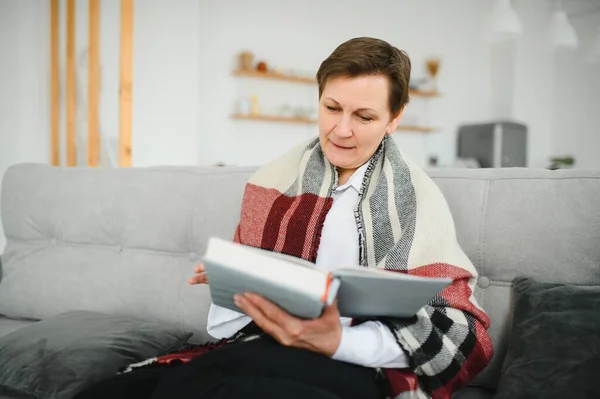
[
  {"xmin": 511, "ymin": 0, "xmax": 556, "ymax": 168},
  {"xmin": 510, "ymin": 0, "xmax": 600, "ymax": 168},
  {"xmin": 132, "ymin": 0, "xmax": 200, "ymax": 166},
  {"xmin": 193, "ymin": 0, "xmax": 599, "ymax": 169},
  {"xmin": 0, "ymin": 0, "xmax": 48, "ymax": 252},
  {"xmin": 551, "ymin": 4, "xmax": 600, "ymax": 169}
]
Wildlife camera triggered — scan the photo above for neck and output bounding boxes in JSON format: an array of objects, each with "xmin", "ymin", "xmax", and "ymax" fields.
[{"xmin": 337, "ymin": 167, "xmax": 356, "ymax": 186}]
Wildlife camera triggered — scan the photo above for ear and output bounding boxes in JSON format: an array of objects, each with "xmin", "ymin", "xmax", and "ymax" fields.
[{"xmin": 386, "ymin": 106, "xmax": 405, "ymax": 135}]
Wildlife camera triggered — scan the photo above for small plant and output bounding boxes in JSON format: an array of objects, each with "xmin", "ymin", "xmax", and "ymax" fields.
[{"xmin": 548, "ymin": 155, "xmax": 575, "ymax": 170}]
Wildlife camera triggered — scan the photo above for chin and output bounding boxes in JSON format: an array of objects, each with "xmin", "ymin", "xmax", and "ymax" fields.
[
  {"xmin": 324, "ymin": 151, "xmax": 352, "ymax": 170},
  {"xmin": 321, "ymin": 139, "xmax": 357, "ymax": 167}
]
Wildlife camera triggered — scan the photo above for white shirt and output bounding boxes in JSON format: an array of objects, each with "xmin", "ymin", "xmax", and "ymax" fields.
[{"xmin": 206, "ymin": 163, "xmax": 409, "ymax": 369}]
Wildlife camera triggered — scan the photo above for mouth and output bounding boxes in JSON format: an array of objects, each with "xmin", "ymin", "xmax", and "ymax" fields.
[{"xmin": 330, "ymin": 141, "xmax": 354, "ymax": 150}]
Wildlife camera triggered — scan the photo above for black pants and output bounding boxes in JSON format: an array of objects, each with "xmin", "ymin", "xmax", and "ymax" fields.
[{"xmin": 74, "ymin": 337, "xmax": 387, "ymax": 399}]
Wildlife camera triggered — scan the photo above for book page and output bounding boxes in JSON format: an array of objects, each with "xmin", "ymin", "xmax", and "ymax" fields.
[
  {"xmin": 241, "ymin": 244, "xmax": 317, "ymax": 269},
  {"xmin": 333, "ymin": 268, "xmax": 452, "ymax": 318},
  {"xmin": 204, "ymin": 237, "xmax": 330, "ymax": 301}
]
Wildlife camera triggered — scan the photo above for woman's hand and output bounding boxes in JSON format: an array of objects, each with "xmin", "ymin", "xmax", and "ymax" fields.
[
  {"xmin": 234, "ymin": 292, "xmax": 342, "ymax": 357},
  {"xmin": 188, "ymin": 263, "xmax": 208, "ymax": 285}
]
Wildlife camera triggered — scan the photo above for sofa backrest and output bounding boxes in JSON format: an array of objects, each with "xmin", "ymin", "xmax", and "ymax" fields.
[
  {"xmin": 428, "ymin": 167, "xmax": 600, "ymax": 389},
  {"xmin": 1, "ymin": 164, "xmax": 599, "ymax": 390},
  {"xmin": 0, "ymin": 164, "xmax": 256, "ymax": 344}
]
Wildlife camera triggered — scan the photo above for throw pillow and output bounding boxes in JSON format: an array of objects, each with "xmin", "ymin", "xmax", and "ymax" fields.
[
  {"xmin": 494, "ymin": 277, "xmax": 600, "ymax": 399},
  {"xmin": 0, "ymin": 310, "xmax": 191, "ymax": 399}
]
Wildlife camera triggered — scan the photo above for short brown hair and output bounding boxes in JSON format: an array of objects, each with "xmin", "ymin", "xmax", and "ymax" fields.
[{"xmin": 316, "ymin": 37, "xmax": 411, "ymax": 117}]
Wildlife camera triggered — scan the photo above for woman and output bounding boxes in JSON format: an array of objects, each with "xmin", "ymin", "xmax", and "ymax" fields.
[{"xmin": 76, "ymin": 37, "xmax": 493, "ymax": 399}]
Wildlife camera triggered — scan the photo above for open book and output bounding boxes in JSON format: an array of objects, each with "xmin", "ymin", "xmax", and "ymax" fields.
[{"xmin": 202, "ymin": 237, "xmax": 452, "ymax": 320}]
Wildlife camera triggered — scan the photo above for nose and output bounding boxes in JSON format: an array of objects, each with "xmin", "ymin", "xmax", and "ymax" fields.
[{"xmin": 334, "ymin": 113, "xmax": 352, "ymax": 138}]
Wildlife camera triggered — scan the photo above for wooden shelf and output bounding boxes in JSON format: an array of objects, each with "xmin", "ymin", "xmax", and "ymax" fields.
[
  {"xmin": 409, "ymin": 88, "xmax": 440, "ymax": 97},
  {"xmin": 233, "ymin": 69, "xmax": 316, "ymax": 84},
  {"xmin": 396, "ymin": 125, "xmax": 436, "ymax": 133},
  {"xmin": 232, "ymin": 113, "xmax": 316, "ymax": 124},
  {"xmin": 233, "ymin": 69, "xmax": 440, "ymax": 97}
]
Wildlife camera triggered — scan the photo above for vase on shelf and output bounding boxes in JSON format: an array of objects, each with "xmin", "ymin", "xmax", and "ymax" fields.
[
  {"xmin": 250, "ymin": 95, "xmax": 260, "ymax": 116},
  {"xmin": 425, "ymin": 57, "xmax": 441, "ymax": 92}
]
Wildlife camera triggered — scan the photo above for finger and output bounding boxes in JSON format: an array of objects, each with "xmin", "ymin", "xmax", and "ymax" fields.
[
  {"xmin": 244, "ymin": 293, "xmax": 303, "ymax": 339},
  {"xmin": 194, "ymin": 263, "xmax": 205, "ymax": 273},
  {"xmin": 235, "ymin": 294, "xmax": 288, "ymax": 342},
  {"xmin": 317, "ymin": 303, "xmax": 340, "ymax": 324},
  {"xmin": 188, "ymin": 273, "xmax": 207, "ymax": 285},
  {"xmin": 323, "ymin": 299, "xmax": 340, "ymax": 315},
  {"xmin": 235, "ymin": 294, "xmax": 270, "ymax": 322},
  {"xmin": 244, "ymin": 293, "xmax": 294, "ymax": 325}
]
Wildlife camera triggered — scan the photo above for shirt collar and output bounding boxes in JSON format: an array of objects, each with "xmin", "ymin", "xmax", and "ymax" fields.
[{"xmin": 336, "ymin": 162, "xmax": 369, "ymax": 193}]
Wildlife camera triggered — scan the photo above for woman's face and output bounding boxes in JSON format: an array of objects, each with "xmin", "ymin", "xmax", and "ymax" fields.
[{"xmin": 318, "ymin": 75, "xmax": 402, "ymax": 181}]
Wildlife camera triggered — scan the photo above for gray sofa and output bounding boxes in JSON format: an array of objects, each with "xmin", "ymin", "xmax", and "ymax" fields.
[{"xmin": 0, "ymin": 163, "xmax": 599, "ymax": 399}]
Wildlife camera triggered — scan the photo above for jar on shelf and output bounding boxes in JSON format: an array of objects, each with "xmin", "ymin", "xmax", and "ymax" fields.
[{"xmin": 238, "ymin": 51, "xmax": 254, "ymax": 71}]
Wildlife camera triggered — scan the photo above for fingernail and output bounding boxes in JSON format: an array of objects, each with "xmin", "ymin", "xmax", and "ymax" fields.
[{"xmin": 233, "ymin": 294, "xmax": 242, "ymax": 306}]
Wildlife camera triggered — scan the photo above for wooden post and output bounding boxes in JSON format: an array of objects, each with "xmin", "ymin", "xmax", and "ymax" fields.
[
  {"xmin": 50, "ymin": 0, "xmax": 60, "ymax": 166},
  {"xmin": 88, "ymin": 0, "xmax": 100, "ymax": 167},
  {"xmin": 119, "ymin": 0, "xmax": 133, "ymax": 167},
  {"xmin": 66, "ymin": 0, "xmax": 77, "ymax": 166}
]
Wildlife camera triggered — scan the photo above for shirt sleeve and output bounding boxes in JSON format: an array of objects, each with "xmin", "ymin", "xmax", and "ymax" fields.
[
  {"xmin": 332, "ymin": 320, "xmax": 410, "ymax": 368},
  {"xmin": 207, "ymin": 303, "xmax": 409, "ymax": 369},
  {"xmin": 206, "ymin": 302, "xmax": 252, "ymax": 339}
]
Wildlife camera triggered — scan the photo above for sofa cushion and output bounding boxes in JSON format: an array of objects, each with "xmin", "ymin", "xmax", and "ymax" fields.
[
  {"xmin": 494, "ymin": 277, "xmax": 600, "ymax": 399},
  {"xmin": 0, "ymin": 310, "xmax": 191, "ymax": 399},
  {"xmin": 0, "ymin": 316, "xmax": 38, "ymax": 339},
  {"xmin": 0, "ymin": 164, "xmax": 256, "ymax": 343}
]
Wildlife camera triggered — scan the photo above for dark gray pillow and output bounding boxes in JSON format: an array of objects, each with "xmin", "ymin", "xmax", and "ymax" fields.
[
  {"xmin": 0, "ymin": 310, "xmax": 192, "ymax": 399},
  {"xmin": 495, "ymin": 277, "xmax": 600, "ymax": 399}
]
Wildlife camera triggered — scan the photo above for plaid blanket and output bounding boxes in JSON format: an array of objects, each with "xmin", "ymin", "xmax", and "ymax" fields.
[{"xmin": 126, "ymin": 136, "xmax": 493, "ymax": 398}]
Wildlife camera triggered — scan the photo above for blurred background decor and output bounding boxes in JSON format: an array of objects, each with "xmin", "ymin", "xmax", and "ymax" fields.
[{"xmin": 1, "ymin": 0, "xmax": 599, "ymax": 171}]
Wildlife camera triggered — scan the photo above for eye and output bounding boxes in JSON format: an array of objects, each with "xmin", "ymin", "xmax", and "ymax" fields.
[
  {"xmin": 326, "ymin": 105, "xmax": 340, "ymax": 112},
  {"xmin": 357, "ymin": 114, "xmax": 373, "ymax": 122}
]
